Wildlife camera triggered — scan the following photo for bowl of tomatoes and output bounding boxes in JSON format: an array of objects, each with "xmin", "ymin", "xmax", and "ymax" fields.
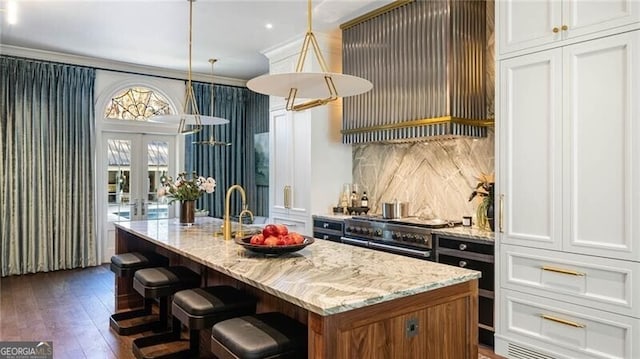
[{"xmin": 234, "ymin": 224, "xmax": 314, "ymax": 255}]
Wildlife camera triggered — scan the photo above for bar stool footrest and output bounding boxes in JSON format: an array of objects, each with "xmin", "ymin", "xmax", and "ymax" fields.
[
  {"xmin": 110, "ymin": 309, "xmax": 160, "ymax": 335},
  {"xmin": 132, "ymin": 332, "xmax": 191, "ymax": 359}
]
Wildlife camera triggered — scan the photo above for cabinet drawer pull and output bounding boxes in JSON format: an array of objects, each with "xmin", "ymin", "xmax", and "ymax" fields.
[
  {"xmin": 323, "ymin": 223, "xmax": 329, "ymax": 228},
  {"xmin": 561, "ymin": 25, "xmax": 568, "ymax": 31},
  {"xmin": 542, "ymin": 266, "xmax": 585, "ymax": 276},
  {"xmin": 459, "ymin": 260, "xmax": 467, "ymax": 268},
  {"xmin": 459, "ymin": 243, "xmax": 467, "ymax": 250},
  {"xmin": 541, "ymin": 314, "xmax": 586, "ymax": 328},
  {"xmin": 552, "ymin": 27, "xmax": 560, "ymax": 33}
]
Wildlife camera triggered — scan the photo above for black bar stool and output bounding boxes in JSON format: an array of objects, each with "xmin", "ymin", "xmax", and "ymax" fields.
[
  {"xmin": 131, "ymin": 266, "xmax": 200, "ymax": 333},
  {"xmin": 210, "ymin": 312, "xmax": 308, "ymax": 359},
  {"xmin": 132, "ymin": 286, "xmax": 257, "ymax": 359},
  {"xmin": 109, "ymin": 252, "xmax": 169, "ymax": 335}
]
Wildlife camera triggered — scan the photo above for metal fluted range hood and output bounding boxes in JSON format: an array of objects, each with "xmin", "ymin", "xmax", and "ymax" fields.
[{"xmin": 340, "ymin": 0, "xmax": 491, "ymax": 144}]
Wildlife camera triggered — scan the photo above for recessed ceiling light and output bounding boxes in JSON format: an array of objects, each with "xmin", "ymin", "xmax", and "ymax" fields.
[{"xmin": 265, "ymin": 23, "xmax": 273, "ymax": 30}]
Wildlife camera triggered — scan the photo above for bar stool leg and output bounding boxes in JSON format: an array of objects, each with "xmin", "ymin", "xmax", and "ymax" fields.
[
  {"xmin": 189, "ymin": 329, "xmax": 199, "ymax": 353},
  {"xmin": 158, "ymin": 297, "xmax": 169, "ymax": 330}
]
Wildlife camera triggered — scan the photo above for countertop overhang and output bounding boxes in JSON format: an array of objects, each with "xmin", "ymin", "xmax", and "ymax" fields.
[{"xmin": 115, "ymin": 218, "xmax": 480, "ymax": 316}]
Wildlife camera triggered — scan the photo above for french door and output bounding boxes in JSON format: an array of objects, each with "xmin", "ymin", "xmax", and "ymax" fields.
[{"xmin": 101, "ymin": 132, "xmax": 176, "ymax": 261}]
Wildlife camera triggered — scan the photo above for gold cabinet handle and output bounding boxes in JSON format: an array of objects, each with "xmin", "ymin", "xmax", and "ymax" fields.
[
  {"xmin": 283, "ymin": 185, "xmax": 292, "ymax": 209},
  {"xmin": 541, "ymin": 314, "xmax": 586, "ymax": 328},
  {"xmin": 499, "ymin": 194, "xmax": 504, "ymax": 233},
  {"xmin": 552, "ymin": 27, "xmax": 560, "ymax": 33},
  {"xmin": 561, "ymin": 25, "xmax": 568, "ymax": 31},
  {"xmin": 542, "ymin": 265, "xmax": 585, "ymax": 276}
]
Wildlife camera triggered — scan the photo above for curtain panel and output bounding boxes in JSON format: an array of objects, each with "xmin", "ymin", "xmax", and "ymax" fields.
[
  {"xmin": 0, "ymin": 56, "xmax": 97, "ymax": 276},
  {"xmin": 185, "ymin": 83, "xmax": 268, "ymax": 219}
]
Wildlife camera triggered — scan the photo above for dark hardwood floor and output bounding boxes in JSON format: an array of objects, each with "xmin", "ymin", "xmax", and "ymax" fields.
[{"xmin": 0, "ymin": 265, "xmax": 503, "ymax": 359}]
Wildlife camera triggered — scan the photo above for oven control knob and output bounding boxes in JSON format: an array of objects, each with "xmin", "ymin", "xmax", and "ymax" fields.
[
  {"xmin": 374, "ymin": 229, "xmax": 383, "ymax": 237},
  {"xmin": 415, "ymin": 235, "xmax": 424, "ymax": 243},
  {"xmin": 365, "ymin": 229, "xmax": 372, "ymax": 235},
  {"xmin": 354, "ymin": 227, "xmax": 361, "ymax": 234},
  {"xmin": 346, "ymin": 226, "xmax": 353, "ymax": 233},
  {"xmin": 393, "ymin": 232, "xmax": 401, "ymax": 240}
]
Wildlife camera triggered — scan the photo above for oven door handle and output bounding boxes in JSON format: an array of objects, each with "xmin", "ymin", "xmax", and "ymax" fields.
[
  {"xmin": 340, "ymin": 237, "xmax": 369, "ymax": 248},
  {"xmin": 368, "ymin": 241, "xmax": 431, "ymax": 258}
]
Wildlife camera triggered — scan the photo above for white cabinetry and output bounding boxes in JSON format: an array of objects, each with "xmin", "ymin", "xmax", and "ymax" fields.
[
  {"xmin": 265, "ymin": 34, "xmax": 352, "ymax": 236},
  {"xmin": 497, "ymin": 17, "xmax": 640, "ymax": 359},
  {"xmin": 498, "ymin": 0, "xmax": 639, "ymax": 55}
]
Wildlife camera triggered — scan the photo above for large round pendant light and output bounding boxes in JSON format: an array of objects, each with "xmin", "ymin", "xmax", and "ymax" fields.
[{"xmin": 246, "ymin": 0, "xmax": 373, "ymax": 112}]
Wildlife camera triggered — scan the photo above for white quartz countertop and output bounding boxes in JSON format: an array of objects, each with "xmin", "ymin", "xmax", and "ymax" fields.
[{"xmin": 115, "ymin": 218, "xmax": 480, "ymax": 316}]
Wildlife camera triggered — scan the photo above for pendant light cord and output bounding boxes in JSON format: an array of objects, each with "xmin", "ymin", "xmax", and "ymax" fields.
[{"xmin": 187, "ymin": 0, "xmax": 193, "ymax": 90}]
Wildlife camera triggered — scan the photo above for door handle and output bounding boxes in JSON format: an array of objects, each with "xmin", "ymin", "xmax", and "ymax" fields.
[
  {"xmin": 499, "ymin": 194, "xmax": 504, "ymax": 233},
  {"xmin": 132, "ymin": 200, "xmax": 138, "ymax": 216},
  {"xmin": 284, "ymin": 185, "xmax": 292, "ymax": 209}
]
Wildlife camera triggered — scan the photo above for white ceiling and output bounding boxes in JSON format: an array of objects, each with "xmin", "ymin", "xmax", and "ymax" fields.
[{"xmin": 0, "ymin": 0, "xmax": 394, "ymax": 82}]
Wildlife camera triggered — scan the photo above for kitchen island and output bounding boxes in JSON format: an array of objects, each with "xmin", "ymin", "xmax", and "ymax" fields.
[{"xmin": 114, "ymin": 218, "xmax": 480, "ymax": 358}]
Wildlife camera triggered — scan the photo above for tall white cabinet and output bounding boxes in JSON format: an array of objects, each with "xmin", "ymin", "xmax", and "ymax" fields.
[
  {"xmin": 496, "ymin": 4, "xmax": 640, "ymax": 358},
  {"xmin": 498, "ymin": 0, "xmax": 639, "ymax": 55},
  {"xmin": 264, "ymin": 34, "xmax": 352, "ymax": 236}
]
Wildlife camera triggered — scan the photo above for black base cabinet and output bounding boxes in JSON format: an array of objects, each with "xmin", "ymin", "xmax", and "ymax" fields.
[{"xmin": 435, "ymin": 234, "xmax": 495, "ymax": 347}]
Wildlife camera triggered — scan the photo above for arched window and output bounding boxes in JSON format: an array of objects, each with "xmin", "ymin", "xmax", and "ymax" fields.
[{"xmin": 104, "ymin": 86, "xmax": 173, "ymax": 120}]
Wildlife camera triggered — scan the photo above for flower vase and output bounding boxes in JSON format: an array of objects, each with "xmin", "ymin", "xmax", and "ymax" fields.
[{"xmin": 180, "ymin": 200, "xmax": 195, "ymax": 225}]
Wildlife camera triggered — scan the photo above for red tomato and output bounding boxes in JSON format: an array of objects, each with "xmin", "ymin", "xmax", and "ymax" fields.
[
  {"xmin": 263, "ymin": 235, "xmax": 279, "ymax": 246},
  {"xmin": 250, "ymin": 234, "xmax": 264, "ymax": 245},
  {"xmin": 262, "ymin": 224, "xmax": 278, "ymax": 238},
  {"xmin": 275, "ymin": 224, "xmax": 289, "ymax": 236}
]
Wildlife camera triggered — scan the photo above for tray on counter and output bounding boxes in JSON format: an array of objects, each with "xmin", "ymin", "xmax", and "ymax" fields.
[{"xmin": 234, "ymin": 235, "xmax": 315, "ymax": 255}]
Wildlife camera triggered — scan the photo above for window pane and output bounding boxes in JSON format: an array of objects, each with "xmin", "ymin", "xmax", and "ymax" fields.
[
  {"xmin": 147, "ymin": 141, "xmax": 169, "ymax": 219},
  {"xmin": 107, "ymin": 139, "xmax": 132, "ymax": 221},
  {"xmin": 105, "ymin": 87, "xmax": 173, "ymax": 121}
]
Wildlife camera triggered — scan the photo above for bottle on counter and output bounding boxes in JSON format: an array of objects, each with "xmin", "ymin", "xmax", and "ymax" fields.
[
  {"xmin": 361, "ymin": 191, "xmax": 369, "ymax": 208},
  {"xmin": 340, "ymin": 192, "xmax": 349, "ymax": 214},
  {"xmin": 350, "ymin": 191, "xmax": 359, "ymax": 207}
]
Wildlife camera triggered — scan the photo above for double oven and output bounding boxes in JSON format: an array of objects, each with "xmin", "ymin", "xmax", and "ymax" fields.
[{"xmin": 340, "ymin": 216, "xmax": 449, "ymax": 261}]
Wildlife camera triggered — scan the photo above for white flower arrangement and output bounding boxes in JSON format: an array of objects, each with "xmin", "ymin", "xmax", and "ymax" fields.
[{"xmin": 157, "ymin": 171, "xmax": 215, "ymax": 202}]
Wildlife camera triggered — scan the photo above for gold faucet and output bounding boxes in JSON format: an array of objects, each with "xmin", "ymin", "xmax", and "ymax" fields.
[
  {"xmin": 237, "ymin": 205, "xmax": 254, "ymax": 238},
  {"xmin": 223, "ymin": 184, "xmax": 251, "ymax": 240}
]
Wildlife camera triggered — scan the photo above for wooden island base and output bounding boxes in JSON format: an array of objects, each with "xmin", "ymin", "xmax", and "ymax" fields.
[{"xmin": 115, "ymin": 227, "xmax": 478, "ymax": 359}]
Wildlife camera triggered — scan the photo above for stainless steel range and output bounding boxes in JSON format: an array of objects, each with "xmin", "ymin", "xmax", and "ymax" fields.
[{"xmin": 342, "ymin": 216, "xmax": 460, "ymax": 260}]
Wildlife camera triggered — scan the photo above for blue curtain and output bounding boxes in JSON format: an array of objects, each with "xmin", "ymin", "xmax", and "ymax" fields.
[
  {"xmin": 185, "ymin": 83, "xmax": 268, "ymax": 219},
  {"xmin": 0, "ymin": 56, "xmax": 97, "ymax": 276}
]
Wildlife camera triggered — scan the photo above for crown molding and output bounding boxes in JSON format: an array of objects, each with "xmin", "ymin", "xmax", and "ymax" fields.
[
  {"xmin": 261, "ymin": 30, "xmax": 342, "ymax": 64},
  {"xmin": 0, "ymin": 44, "xmax": 247, "ymax": 88}
]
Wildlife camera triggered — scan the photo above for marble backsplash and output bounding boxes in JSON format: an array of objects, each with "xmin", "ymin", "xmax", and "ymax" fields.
[{"xmin": 352, "ymin": 129, "xmax": 494, "ymax": 222}]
